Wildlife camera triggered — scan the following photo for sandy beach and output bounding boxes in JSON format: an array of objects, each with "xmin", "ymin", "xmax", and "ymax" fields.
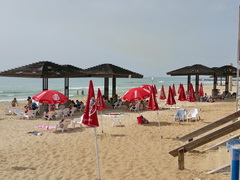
[{"xmin": 0, "ymin": 85, "xmax": 238, "ymax": 180}]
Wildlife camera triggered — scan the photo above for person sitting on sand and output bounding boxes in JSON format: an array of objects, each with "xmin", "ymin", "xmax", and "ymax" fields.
[{"xmin": 11, "ymin": 97, "xmax": 18, "ymax": 107}]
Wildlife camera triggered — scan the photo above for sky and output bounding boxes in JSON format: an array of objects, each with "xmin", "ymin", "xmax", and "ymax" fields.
[{"xmin": 0, "ymin": 0, "xmax": 239, "ymax": 77}]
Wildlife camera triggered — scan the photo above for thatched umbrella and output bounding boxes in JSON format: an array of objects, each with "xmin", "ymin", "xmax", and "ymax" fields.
[
  {"xmin": 0, "ymin": 61, "xmax": 89, "ymax": 97},
  {"xmin": 84, "ymin": 63, "xmax": 143, "ymax": 99},
  {"xmin": 167, "ymin": 64, "xmax": 217, "ymax": 100}
]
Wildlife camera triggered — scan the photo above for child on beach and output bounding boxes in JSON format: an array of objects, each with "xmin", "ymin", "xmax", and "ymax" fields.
[{"xmin": 11, "ymin": 98, "xmax": 18, "ymax": 107}]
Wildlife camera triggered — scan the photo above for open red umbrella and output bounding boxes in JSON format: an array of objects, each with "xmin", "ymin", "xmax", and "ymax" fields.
[
  {"xmin": 123, "ymin": 87, "xmax": 150, "ymax": 102},
  {"xmin": 178, "ymin": 84, "xmax": 186, "ymax": 101},
  {"xmin": 159, "ymin": 85, "xmax": 166, "ymax": 100},
  {"xmin": 140, "ymin": 84, "xmax": 152, "ymax": 91},
  {"xmin": 199, "ymin": 83, "xmax": 204, "ymax": 97},
  {"xmin": 172, "ymin": 84, "xmax": 176, "ymax": 96},
  {"xmin": 96, "ymin": 88, "xmax": 106, "ymax": 111},
  {"xmin": 166, "ymin": 86, "xmax": 176, "ymax": 105},
  {"xmin": 32, "ymin": 90, "xmax": 68, "ymax": 104},
  {"xmin": 148, "ymin": 86, "xmax": 159, "ymax": 111},
  {"xmin": 187, "ymin": 83, "xmax": 196, "ymax": 102},
  {"xmin": 82, "ymin": 80, "xmax": 99, "ymax": 127}
]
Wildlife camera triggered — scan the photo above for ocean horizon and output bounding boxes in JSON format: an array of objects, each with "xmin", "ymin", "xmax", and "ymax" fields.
[{"xmin": 0, "ymin": 76, "xmax": 218, "ymax": 103}]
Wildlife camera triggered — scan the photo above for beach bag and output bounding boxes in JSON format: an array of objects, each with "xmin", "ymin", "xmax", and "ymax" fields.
[{"xmin": 137, "ymin": 116, "xmax": 143, "ymax": 124}]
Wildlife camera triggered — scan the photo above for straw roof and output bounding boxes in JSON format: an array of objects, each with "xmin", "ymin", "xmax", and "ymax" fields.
[
  {"xmin": 166, "ymin": 64, "xmax": 216, "ymax": 76},
  {"xmin": 212, "ymin": 65, "xmax": 237, "ymax": 76},
  {"xmin": 0, "ymin": 61, "xmax": 89, "ymax": 78},
  {"xmin": 85, "ymin": 63, "xmax": 143, "ymax": 78}
]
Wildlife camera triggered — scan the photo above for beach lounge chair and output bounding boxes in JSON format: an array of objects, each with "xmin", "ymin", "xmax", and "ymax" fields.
[
  {"xmin": 62, "ymin": 108, "xmax": 70, "ymax": 117},
  {"xmin": 174, "ymin": 109, "xmax": 187, "ymax": 121},
  {"xmin": 69, "ymin": 107, "xmax": 77, "ymax": 116},
  {"xmin": 5, "ymin": 106, "xmax": 16, "ymax": 115},
  {"xmin": 72, "ymin": 115, "xmax": 84, "ymax": 128},
  {"xmin": 186, "ymin": 108, "xmax": 200, "ymax": 121},
  {"xmin": 20, "ymin": 109, "xmax": 38, "ymax": 120},
  {"xmin": 55, "ymin": 109, "xmax": 63, "ymax": 119},
  {"xmin": 55, "ymin": 119, "xmax": 72, "ymax": 132}
]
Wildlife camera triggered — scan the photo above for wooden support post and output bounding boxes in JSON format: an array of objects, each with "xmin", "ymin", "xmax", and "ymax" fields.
[{"xmin": 178, "ymin": 147, "xmax": 185, "ymax": 170}]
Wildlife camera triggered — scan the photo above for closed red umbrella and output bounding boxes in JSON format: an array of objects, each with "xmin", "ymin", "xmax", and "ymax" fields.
[
  {"xmin": 82, "ymin": 80, "xmax": 99, "ymax": 127},
  {"xmin": 153, "ymin": 84, "xmax": 158, "ymax": 94},
  {"xmin": 32, "ymin": 90, "xmax": 68, "ymax": 104},
  {"xmin": 172, "ymin": 84, "xmax": 176, "ymax": 96},
  {"xmin": 148, "ymin": 86, "xmax": 159, "ymax": 111},
  {"xmin": 166, "ymin": 86, "xmax": 176, "ymax": 105},
  {"xmin": 199, "ymin": 83, "xmax": 204, "ymax": 97},
  {"xmin": 123, "ymin": 87, "xmax": 150, "ymax": 102},
  {"xmin": 178, "ymin": 84, "xmax": 186, "ymax": 101},
  {"xmin": 96, "ymin": 88, "xmax": 106, "ymax": 111},
  {"xmin": 187, "ymin": 83, "xmax": 196, "ymax": 102},
  {"xmin": 178, "ymin": 83, "xmax": 182, "ymax": 94},
  {"xmin": 159, "ymin": 85, "xmax": 166, "ymax": 100}
]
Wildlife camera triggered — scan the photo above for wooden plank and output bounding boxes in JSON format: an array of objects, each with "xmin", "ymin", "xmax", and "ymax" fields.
[
  {"xmin": 178, "ymin": 148, "xmax": 185, "ymax": 170},
  {"xmin": 205, "ymin": 134, "xmax": 240, "ymax": 151},
  {"xmin": 207, "ymin": 164, "xmax": 230, "ymax": 174},
  {"xmin": 169, "ymin": 120, "xmax": 240, "ymax": 157},
  {"xmin": 179, "ymin": 110, "xmax": 240, "ymax": 142}
]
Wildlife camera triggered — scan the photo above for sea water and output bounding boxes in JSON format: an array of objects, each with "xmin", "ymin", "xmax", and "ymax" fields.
[{"xmin": 0, "ymin": 76, "xmax": 214, "ymax": 103}]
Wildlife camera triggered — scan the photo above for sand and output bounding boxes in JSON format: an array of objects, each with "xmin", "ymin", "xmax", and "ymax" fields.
[{"xmin": 0, "ymin": 85, "xmax": 238, "ymax": 180}]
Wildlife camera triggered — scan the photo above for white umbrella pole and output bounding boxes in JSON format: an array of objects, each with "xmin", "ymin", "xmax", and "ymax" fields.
[
  {"xmin": 156, "ymin": 111, "xmax": 163, "ymax": 138},
  {"xmin": 93, "ymin": 128, "xmax": 101, "ymax": 180}
]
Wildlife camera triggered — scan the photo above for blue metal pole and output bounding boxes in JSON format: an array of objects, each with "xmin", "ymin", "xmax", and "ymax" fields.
[{"xmin": 231, "ymin": 147, "xmax": 240, "ymax": 180}]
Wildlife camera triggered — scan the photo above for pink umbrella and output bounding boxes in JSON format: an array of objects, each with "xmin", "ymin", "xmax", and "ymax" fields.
[
  {"xmin": 187, "ymin": 83, "xmax": 196, "ymax": 102},
  {"xmin": 32, "ymin": 90, "xmax": 68, "ymax": 104},
  {"xmin": 159, "ymin": 85, "xmax": 166, "ymax": 100},
  {"xmin": 96, "ymin": 88, "xmax": 106, "ymax": 111},
  {"xmin": 178, "ymin": 84, "xmax": 186, "ymax": 101},
  {"xmin": 82, "ymin": 80, "xmax": 99, "ymax": 127},
  {"xmin": 166, "ymin": 86, "xmax": 176, "ymax": 105},
  {"xmin": 123, "ymin": 87, "xmax": 150, "ymax": 102},
  {"xmin": 199, "ymin": 83, "xmax": 204, "ymax": 97},
  {"xmin": 172, "ymin": 84, "xmax": 176, "ymax": 96}
]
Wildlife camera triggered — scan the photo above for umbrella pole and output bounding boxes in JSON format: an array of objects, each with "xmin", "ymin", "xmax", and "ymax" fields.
[
  {"xmin": 156, "ymin": 111, "xmax": 163, "ymax": 138},
  {"xmin": 93, "ymin": 128, "xmax": 101, "ymax": 180},
  {"xmin": 100, "ymin": 111, "xmax": 104, "ymax": 133}
]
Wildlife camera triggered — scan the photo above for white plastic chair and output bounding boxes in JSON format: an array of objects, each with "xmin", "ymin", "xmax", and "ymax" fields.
[
  {"xmin": 55, "ymin": 109, "xmax": 63, "ymax": 119},
  {"xmin": 62, "ymin": 108, "xmax": 70, "ymax": 117},
  {"xmin": 174, "ymin": 109, "xmax": 187, "ymax": 121},
  {"xmin": 5, "ymin": 106, "xmax": 16, "ymax": 115},
  {"xmin": 186, "ymin": 108, "xmax": 200, "ymax": 121},
  {"xmin": 72, "ymin": 115, "xmax": 83, "ymax": 128},
  {"xmin": 69, "ymin": 107, "xmax": 77, "ymax": 116},
  {"xmin": 56, "ymin": 119, "xmax": 72, "ymax": 132},
  {"xmin": 20, "ymin": 110, "xmax": 37, "ymax": 120}
]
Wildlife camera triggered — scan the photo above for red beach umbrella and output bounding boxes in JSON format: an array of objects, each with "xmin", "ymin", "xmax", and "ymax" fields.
[
  {"xmin": 148, "ymin": 86, "xmax": 159, "ymax": 111},
  {"xmin": 187, "ymin": 83, "xmax": 196, "ymax": 102},
  {"xmin": 159, "ymin": 85, "xmax": 166, "ymax": 100},
  {"xmin": 178, "ymin": 83, "xmax": 182, "ymax": 94},
  {"xmin": 96, "ymin": 88, "xmax": 106, "ymax": 111},
  {"xmin": 140, "ymin": 84, "xmax": 152, "ymax": 91},
  {"xmin": 123, "ymin": 87, "xmax": 150, "ymax": 102},
  {"xmin": 178, "ymin": 84, "xmax": 186, "ymax": 101},
  {"xmin": 172, "ymin": 84, "xmax": 176, "ymax": 96},
  {"xmin": 199, "ymin": 83, "xmax": 204, "ymax": 97},
  {"xmin": 153, "ymin": 84, "xmax": 158, "ymax": 94},
  {"xmin": 166, "ymin": 86, "xmax": 176, "ymax": 105},
  {"xmin": 82, "ymin": 80, "xmax": 99, "ymax": 127},
  {"xmin": 32, "ymin": 90, "xmax": 68, "ymax": 104}
]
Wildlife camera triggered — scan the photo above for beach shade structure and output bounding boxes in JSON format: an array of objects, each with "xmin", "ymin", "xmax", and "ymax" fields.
[
  {"xmin": 32, "ymin": 90, "xmax": 68, "ymax": 104},
  {"xmin": 178, "ymin": 84, "xmax": 187, "ymax": 101},
  {"xmin": 159, "ymin": 85, "xmax": 166, "ymax": 100},
  {"xmin": 172, "ymin": 84, "xmax": 176, "ymax": 96},
  {"xmin": 82, "ymin": 80, "xmax": 101, "ymax": 180},
  {"xmin": 199, "ymin": 83, "xmax": 204, "ymax": 97},
  {"xmin": 123, "ymin": 87, "xmax": 150, "ymax": 102},
  {"xmin": 166, "ymin": 86, "xmax": 176, "ymax": 106},
  {"xmin": 186, "ymin": 83, "xmax": 196, "ymax": 102},
  {"xmin": 96, "ymin": 88, "xmax": 106, "ymax": 133}
]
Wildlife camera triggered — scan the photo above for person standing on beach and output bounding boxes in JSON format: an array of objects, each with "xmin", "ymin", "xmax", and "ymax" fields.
[
  {"xmin": 81, "ymin": 90, "xmax": 84, "ymax": 96},
  {"xmin": 11, "ymin": 98, "xmax": 18, "ymax": 107}
]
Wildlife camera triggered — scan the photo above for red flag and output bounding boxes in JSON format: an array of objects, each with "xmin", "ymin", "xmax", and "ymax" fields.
[
  {"xmin": 172, "ymin": 84, "xmax": 176, "ymax": 96},
  {"xmin": 159, "ymin": 85, "xmax": 166, "ymax": 100},
  {"xmin": 199, "ymin": 83, "xmax": 204, "ymax": 97},
  {"xmin": 178, "ymin": 84, "xmax": 186, "ymax": 101},
  {"xmin": 148, "ymin": 86, "xmax": 159, "ymax": 111},
  {"xmin": 82, "ymin": 80, "xmax": 99, "ymax": 127},
  {"xmin": 166, "ymin": 86, "xmax": 176, "ymax": 105},
  {"xmin": 96, "ymin": 88, "xmax": 106, "ymax": 111},
  {"xmin": 187, "ymin": 83, "xmax": 196, "ymax": 102}
]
